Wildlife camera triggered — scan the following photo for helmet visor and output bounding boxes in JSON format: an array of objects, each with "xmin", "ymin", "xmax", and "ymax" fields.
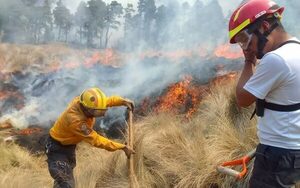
[{"xmin": 235, "ymin": 30, "xmax": 253, "ymax": 50}]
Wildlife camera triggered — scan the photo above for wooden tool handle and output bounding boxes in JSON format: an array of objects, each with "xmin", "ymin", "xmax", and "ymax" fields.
[
  {"xmin": 217, "ymin": 166, "xmax": 240, "ymax": 178},
  {"xmin": 128, "ymin": 110, "xmax": 138, "ymax": 188}
]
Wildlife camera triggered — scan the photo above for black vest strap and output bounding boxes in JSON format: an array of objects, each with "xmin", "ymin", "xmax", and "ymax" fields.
[
  {"xmin": 250, "ymin": 40, "xmax": 300, "ymax": 119},
  {"xmin": 251, "ymin": 101, "xmax": 300, "ymax": 120},
  {"xmin": 264, "ymin": 102, "xmax": 300, "ymax": 112},
  {"xmin": 277, "ymin": 40, "xmax": 300, "ymax": 48}
]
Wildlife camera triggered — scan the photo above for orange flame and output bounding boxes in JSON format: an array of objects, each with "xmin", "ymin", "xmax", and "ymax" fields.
[
  {"xmin": 49, "ymin": 49, "xmax": 120, "ymax": 72},
  {"xmin": 140, "ymin": 72, "xmax": 238, "ymax": 118},
  {"xmin": 0, "ymin": 90, "xmax": 24, "ymax": 109},
  {"xmin": 83, "ymin": 52, "xmax": 101, "ymax": 68},
  {"xmin": 13, "ymin": 127, "xmax": 43, "ymax": 135},
  {"xmin": 0, "ymin": 120, "xmax": 43, "ymax": 136},
  {"xmin": 210, "ymin": 71, "xmax": 238, "ymax": 86},
  {"xmin": 155, "ymin": 76, "xmax": 192, "ymax": 112},
  {"xmin": 138, "ymin": 48, "xmax": 209, "ymax": 62},
  {"xmin": 0, "ymin": 121, "xmax": 13, "ymax": 129},
  {"xmin": 154, "ymin": 76, "xmax": 208, "ymax": 118},
  {"xmin": 84, "ymin": 49, "xmax": 120, "ymax": 68},
  {"xmin": 214, "ymin": 44, "xmax": 243, "ymax": 59}
]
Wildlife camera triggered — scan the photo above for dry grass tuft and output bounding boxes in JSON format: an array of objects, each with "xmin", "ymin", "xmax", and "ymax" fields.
[
  {"xmin": 0, "ymin": 43, "xmax": 87, "ymax": 73},
  {"xmin": 0, "ymin": 143, "xmax": 51, "ymax": 188},
  {"xmin": 84, "ymin": 79, "xmax": 258, "ymax": 188}
]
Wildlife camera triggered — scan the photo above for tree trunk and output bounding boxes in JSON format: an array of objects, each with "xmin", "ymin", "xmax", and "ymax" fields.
[
  {"xmin": 99, "ymin": 29, "xmax": 103, "ymax": 49},
  {"xmin": 34, "ymin": 23, "xmax": 38, "ymax": 44},
  {"xmin": 58, "ymin": 26, "xmax": 61, "ymax": 41},
  {"xmin": 87, "ymin": 28, "xmax": 92, "ymax": 48},
  {"xmin": 105, "ymin": 24, "xmax": 110, "ymax": 49},
  {"xmin": 37, "ymin": 27, "xmax": 40, "ymax": 44},
  {"xmin": 79, "ymin": 26, "xmax": 82, "ymax": 44},
  {"xmin": 65, "ymin": 28, "xmax": 68, "ymax": 43}
]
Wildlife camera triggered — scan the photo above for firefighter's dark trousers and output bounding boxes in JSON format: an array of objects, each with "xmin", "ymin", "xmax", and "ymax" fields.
[
  {"xmin": 249, "ymin": 144, "xmax": 300, "ymax": 188},
  {"xmin": 46, "ymin": 136, "xmax": 76, "ymax": 188}
]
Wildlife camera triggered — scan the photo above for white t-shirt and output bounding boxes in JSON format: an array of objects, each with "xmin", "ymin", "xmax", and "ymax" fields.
[{"xmin": 244, "ymin": 38, "xmax": 300, "ymax": 149}]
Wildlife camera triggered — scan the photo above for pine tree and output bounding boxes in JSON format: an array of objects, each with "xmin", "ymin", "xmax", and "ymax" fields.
[
  {"xmin": 87, "ymin": 0, "xmax": 106, "ymax": 48},
  {"xmin": 124, "ymin": 3, "xmax": 135, "ymax": 42},
  {"xmin": 104, "ymin": 1, "xmax": 123, "ymax": 48},
  {"xmin": 42, "ymin": 0, "xmax": 54, "ymax": 43},
  {"xmin": 53, "ymin": 0, "xmax": 72, "ymax": 42},
  {"xmin": 144, "ymin": 0, "xmax": 156, "ymax": 44},
  {"xmin": 75, "ymin": 1, "xmax": 89, "ymax": 45},
  {"xmin": 137, "ymin": 0, "xmax": 156, "ymax": 45}
]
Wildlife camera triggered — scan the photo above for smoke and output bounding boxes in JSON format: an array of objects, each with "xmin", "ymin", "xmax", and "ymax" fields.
[
  {"xmin": 0, "ymin": 100, "xmax": 39, "ymax": 129},
  {"xmin": 1, "ymin": 0, "xmax": 300, "ymax": 129},
  {"xmin": 0, "ymin": 48, "xmax": 235, "ymax": 129}
]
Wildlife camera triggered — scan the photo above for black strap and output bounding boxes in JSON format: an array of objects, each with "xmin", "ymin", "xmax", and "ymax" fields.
[
  {"xmin": 250, "ymin": 39, "xmax": 300, "ymax": 119},
  {"xmin": 265, "ymin": 39, "xmax": 300, "ymax": 112},
  {"xmin": 250, "ymin": 109, "xmax": 256, "ymax": 120},
  {"xmin": 265, "ymin": 102, "xmax": 300, "ymax": 112},
  {"xmin": 250, "ymin": 102, "xmax": 300, "ymax": 120},
  {"xmin": 277, "ymin": 40, "xmax": 300, "ymax": 49}
]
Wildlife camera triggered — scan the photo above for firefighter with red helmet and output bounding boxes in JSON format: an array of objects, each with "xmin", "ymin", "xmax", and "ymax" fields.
[
  {"xmin": 45, "ymin": 87, "xmax": 135, "ymax": 188},
  {"xmin": 229, "ymin": 0, "xmax": 300, "ymax": 187}
]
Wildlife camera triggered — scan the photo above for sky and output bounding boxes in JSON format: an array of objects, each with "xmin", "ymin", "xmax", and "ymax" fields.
[{"xmin": 63, "ymin": 0, "xmax": 242, "ymax": 16}]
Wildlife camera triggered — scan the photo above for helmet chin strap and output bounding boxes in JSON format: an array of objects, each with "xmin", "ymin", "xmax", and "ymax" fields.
[
  {"xmin": 254, "ymin": 22, "xmax": 279, "ymax": 59},
  {"xmin": 80, "ymin": 103, "xmax": 94, "ymax": 117}
]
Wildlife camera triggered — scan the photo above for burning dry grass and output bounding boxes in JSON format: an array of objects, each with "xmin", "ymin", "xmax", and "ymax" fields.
[
  {"xmin": 0, "ymin": 43, "xmax": 64, "ymax": 73},
  {"xmin": 0, "ymin": 43, "xmax": 123, "ymax": 74},
  {"xmin": 0, "ymin": 78, "xmax": 260, "ymax": 187}
]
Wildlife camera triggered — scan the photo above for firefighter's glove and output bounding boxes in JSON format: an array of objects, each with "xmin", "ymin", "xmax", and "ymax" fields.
[
  {"xmin": 123, "ymin": 145, "xmax": 135, "ymax": 159},
  {"xmin": 123, "ymin": 99, "xmax": 135, "ymax": 111}
]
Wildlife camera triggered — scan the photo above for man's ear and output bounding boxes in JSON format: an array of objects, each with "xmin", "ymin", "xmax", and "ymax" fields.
[{"xmin": 262, "ymin": 20, "xmax": 271, "ymax": 31}]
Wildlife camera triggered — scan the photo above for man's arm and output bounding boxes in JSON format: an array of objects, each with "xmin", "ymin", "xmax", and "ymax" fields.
[
  {"xmin": 107, "ymin": 96, "xmax": 134, "ymax": 110},
  {"xmin": 71, "ymin": 123, "xmax": 135, "ymax": 157},
  {"xmin": 236, "ymin": 62, "xmax": 257, "ymax": 107},
  {"xmin": 236, "ymin": 50, "xmax": 257, "ymax": 107},
  {"xmin": 71, "ymin": 123, "xmax": 126, "ymax": 151}
]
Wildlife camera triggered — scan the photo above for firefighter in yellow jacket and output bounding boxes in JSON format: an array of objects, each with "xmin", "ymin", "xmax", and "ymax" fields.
[{"xmin": 45, "ymin": 87, "xmax": 135, "ymax": 188}]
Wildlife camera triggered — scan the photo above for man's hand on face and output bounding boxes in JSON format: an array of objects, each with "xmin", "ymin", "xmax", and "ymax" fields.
[{"xmin": 123, "ymin": 145, "xmax": 135, "ymax": 158}]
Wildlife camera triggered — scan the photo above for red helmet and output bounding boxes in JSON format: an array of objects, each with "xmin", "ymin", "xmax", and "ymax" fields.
[{"xmin": 229, "ymin": 0, "xmax": 284, "ymax": 44}]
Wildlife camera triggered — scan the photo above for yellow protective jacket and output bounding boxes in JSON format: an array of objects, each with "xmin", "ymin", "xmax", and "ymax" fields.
[{"xmin": 50, "ymin": 96, "xmax": 127, "ymax": 151}]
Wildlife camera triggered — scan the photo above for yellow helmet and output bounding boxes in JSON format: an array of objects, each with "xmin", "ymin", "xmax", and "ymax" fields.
[{"xmin": 79, "ymin": 87, "xmax": 107, "ymax": 110}]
